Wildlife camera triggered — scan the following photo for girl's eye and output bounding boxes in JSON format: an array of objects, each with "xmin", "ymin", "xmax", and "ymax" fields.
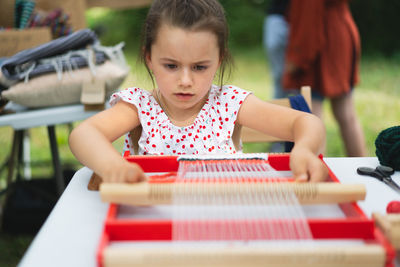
[
  {"xmin": 165, "ymin": 64, "xmax": 177, "ymax": 69},
  {"xmin": 193, "ymin": 65, "xmax": 207, "ymax": 71}
]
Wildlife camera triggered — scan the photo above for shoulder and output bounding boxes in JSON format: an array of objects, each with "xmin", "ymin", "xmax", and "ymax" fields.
[
  {"xmin": 109, "ymin": 87, "xmax": 153, "ymax": 107},
  {"xmin": 113, "ymin": 87, "xmax": 151, "ymax": 99},
  {"xmin": 209, "ymin": 84, "xmax": 251, "ymax": 104}
]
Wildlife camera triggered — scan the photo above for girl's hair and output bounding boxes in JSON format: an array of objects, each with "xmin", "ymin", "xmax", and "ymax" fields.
[{"xmin": 140, "ymin": 0, "xmax": 233, "ymax": 87}]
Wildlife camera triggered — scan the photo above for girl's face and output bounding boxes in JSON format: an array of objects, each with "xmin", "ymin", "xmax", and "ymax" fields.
[{"xmin": 146, "ymin": 24, "xmax": 221, "ymax": 115}]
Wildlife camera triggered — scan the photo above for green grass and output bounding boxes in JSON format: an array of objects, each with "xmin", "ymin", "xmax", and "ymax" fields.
[{"xmin": 0, "ymin": 233, "xmax": 33, "ymax": 267}]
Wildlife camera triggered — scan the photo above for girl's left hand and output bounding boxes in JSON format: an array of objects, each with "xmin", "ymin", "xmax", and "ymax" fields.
[{"xmin": 289, "ymin": 147, "xmax": 329, "ymax": 182}]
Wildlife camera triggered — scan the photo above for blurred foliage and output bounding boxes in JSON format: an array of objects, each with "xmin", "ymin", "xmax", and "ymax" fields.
[
  {"xmin": 86, "ymin": 0, "xmax": 400, "ymax": 57},
  {"xmin": 86, "ymin": 0, "xmax": 266, "ymax": 49},
  {"xmin": 350, "ymin": 0, "xmax": 400, "ymax": 56},
  {"xmin": 86, "ymin": 6, "xmax": 149, "ymax": 48},
  {"xmin": 219, "ymin": 0, "xmax": 265, "ymax": 48}
]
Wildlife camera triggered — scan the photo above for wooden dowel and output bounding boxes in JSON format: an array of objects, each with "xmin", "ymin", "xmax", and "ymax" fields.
[
  {"xmin": 103, "ymin": 244, "xmax": 385, "ymax": 267},
  {"xmin": 100, "ymin": 182, "xmax": 366, "ymax": 206},
  {"xmin": 373, "ymin": 212, "xmax": 400, "ymax": 249}
]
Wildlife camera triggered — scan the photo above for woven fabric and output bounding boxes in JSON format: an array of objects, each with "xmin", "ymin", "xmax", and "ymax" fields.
[
  {"xmin": 2, "ymin": 61, "xmax": 128, "ymax": 108},
  {"xmin": 0, "ymin": 29, "xmax": 98, "ymax": 82}
]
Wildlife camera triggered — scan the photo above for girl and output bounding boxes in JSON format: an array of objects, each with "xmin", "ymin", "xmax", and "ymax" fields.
[{"xmin": 69, "ymin": 0, "xmax": 328, "ymax": 183}]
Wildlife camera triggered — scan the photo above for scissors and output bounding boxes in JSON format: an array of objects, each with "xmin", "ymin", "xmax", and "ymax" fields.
[{"xmin": 357, "ymin": 165, "xmax": 400, "ymax": 194}]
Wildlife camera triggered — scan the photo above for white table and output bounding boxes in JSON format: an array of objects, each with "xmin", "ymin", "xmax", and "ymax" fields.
[
  {"xmin": 0, "ymin": 103, "xmax": 101, "ymax": 194},
  {"xmin": 0, "ymin": 103, "xmax": 101, "ymax": 130},
  {"xmin": 18, "ymin": 157, "xmax": 400, "ymax": 267}
]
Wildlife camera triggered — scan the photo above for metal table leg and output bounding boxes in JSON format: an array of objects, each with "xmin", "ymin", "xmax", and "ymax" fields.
[
  {"xmin": 6, "ymin": 130, "xmax": 24, "ymax": 186},
  {"xmin": 47, "ymin": 125, "xmax": 65, "ymax": 196}
]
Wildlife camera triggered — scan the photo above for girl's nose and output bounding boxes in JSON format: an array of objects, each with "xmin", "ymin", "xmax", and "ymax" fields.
[{"xmin": 179, "ymin": 68, "xmax": 193, "ymax": 87}]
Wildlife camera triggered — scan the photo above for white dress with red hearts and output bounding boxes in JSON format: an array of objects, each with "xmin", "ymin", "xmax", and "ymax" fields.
[{"xmin": 110, "ymin": 84, "xmax": 251, "ymax": 155}]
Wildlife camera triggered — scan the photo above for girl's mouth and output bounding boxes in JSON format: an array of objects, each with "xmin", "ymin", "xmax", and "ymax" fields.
[{"xmin": 175, "ymin": 93, "xmax": 194, "ymax": 101}]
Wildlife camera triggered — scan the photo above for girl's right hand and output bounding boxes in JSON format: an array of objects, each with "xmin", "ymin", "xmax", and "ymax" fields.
[{"xmin": 102, "ymin": 161, "xmax": 147, "ymax": 183}]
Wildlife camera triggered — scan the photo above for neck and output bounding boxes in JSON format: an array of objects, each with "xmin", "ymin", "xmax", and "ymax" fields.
[{"xmin": 154, "ymin": 89, "xmax": 206, "ymax": 127}]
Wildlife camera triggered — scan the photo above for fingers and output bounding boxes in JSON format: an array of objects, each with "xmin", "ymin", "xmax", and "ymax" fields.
[
  {"xmin": 125, "ymin": 164, "xmax": 147, "ymax": 183},
  {"xmin": 307, "ymin": 159, "xmax": 329, "ymax": 182},
  {"xmin": 290, "ymin": 151, "xmax": 329, "ymax": 183},
  {"xmin": 290, "ymin": 150, "xmax": 309, "ymax": 182},
  {"xmin": 295, "ymin": 173, "xmax": 308, "ymax": 182},
  {"xmin": 104, "ymin": 162, "xmax": 146, "ymax": 183},
  {"xmin": 292, "ymin": 161, "xmax": 309, "ymax": 182}
]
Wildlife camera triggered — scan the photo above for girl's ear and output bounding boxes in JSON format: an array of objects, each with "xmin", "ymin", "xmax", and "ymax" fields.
[
  {"xmin": 145, "ymin": 50, "xmax": 153, "ymax": 71},
  {"xmin": 218, "ymin": 53, "xmax": 224, "ymax": 68}
]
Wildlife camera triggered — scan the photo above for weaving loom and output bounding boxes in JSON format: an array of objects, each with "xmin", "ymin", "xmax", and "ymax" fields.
[
  {"xmin": 93, "ymin": 153, "xmax": 395, "ymax": 267},
  {"xmin": 374, "ymin": 212, "xmax": 400, "ymax": 252}
]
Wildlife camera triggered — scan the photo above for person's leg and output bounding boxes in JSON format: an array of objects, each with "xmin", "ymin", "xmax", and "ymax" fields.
[
  {"xmin": 311, "ymin": 98, "xmax": 326, "ymax": 154},
  {"xmin": 311, "ymin": 98, "xmax": 324, "ymax": 120},
  {"xmin": 263, "ymin": 15, "xmax": 289, "ymax": 99},
  {"xmin": 264, "ymin": 15, "xmax": 290, "ymax": 152},
  {"xmin": 330, "ymin": 92, "xmax": 367, "ymax": 157}
]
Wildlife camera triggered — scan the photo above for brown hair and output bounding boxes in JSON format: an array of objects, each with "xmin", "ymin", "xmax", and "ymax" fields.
[{"xmin": 139, "ymin": 0, "xmax": 233, "ymax": 87}]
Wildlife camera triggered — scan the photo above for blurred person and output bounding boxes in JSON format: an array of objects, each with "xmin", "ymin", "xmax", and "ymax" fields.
[
  {"xmin": 263, "ymin": 0, "xmax": 291, "ymax": 152},
  {"xmin": 283, "ymin": 0, "xmax": 367, "ymax": 157},
  {"xmin": 263, "ymin": 0, "xmax": 290, "ymax": 99}
]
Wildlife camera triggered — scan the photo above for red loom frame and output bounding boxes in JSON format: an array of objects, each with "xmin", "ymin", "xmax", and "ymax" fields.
[{"xmin": 96, "ymin": 154, "xmax": 395, "ymax": 267}]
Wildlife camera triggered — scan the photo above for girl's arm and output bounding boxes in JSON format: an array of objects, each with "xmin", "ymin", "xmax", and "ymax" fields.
[
  {"xmin": 69, "ymin": 101, "xmax": 145, "ymax": 183},
  {"xmin": 237, "ymin": 94, "xmax": 328, "ymax": 182}
]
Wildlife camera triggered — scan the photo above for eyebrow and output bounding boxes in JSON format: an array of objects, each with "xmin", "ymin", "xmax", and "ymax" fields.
[{"xmin": 159, "ymin": 58, "xmax": 212, "ymax": 65}]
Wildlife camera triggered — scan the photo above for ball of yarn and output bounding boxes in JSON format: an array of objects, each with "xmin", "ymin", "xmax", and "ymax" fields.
[
  {"xmin": 386, "ymin": 201, "xmax": 400, "ymax": 213},
  {"xmin": 375, "ymin": 126, "xmax": 400, "ymax": 171}
]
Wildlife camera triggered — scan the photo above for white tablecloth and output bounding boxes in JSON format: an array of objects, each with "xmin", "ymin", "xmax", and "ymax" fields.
[{"xmin": 0, "ymin": 103, "xmax": 99, "ymax": 130}]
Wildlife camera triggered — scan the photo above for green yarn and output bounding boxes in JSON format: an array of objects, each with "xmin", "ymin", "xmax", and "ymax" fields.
[{"xmin": 375, "ymin": 126, "xmax": 400, "ymax": 171}]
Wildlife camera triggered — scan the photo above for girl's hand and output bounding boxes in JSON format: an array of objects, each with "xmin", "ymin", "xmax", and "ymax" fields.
[
  {"xmin": 289, "ymin": 146, "xmax": 329, "ymax": 182},
  {"xmin": 102, "ymin": 160, "xmax": 147, "ymax": 183}
]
